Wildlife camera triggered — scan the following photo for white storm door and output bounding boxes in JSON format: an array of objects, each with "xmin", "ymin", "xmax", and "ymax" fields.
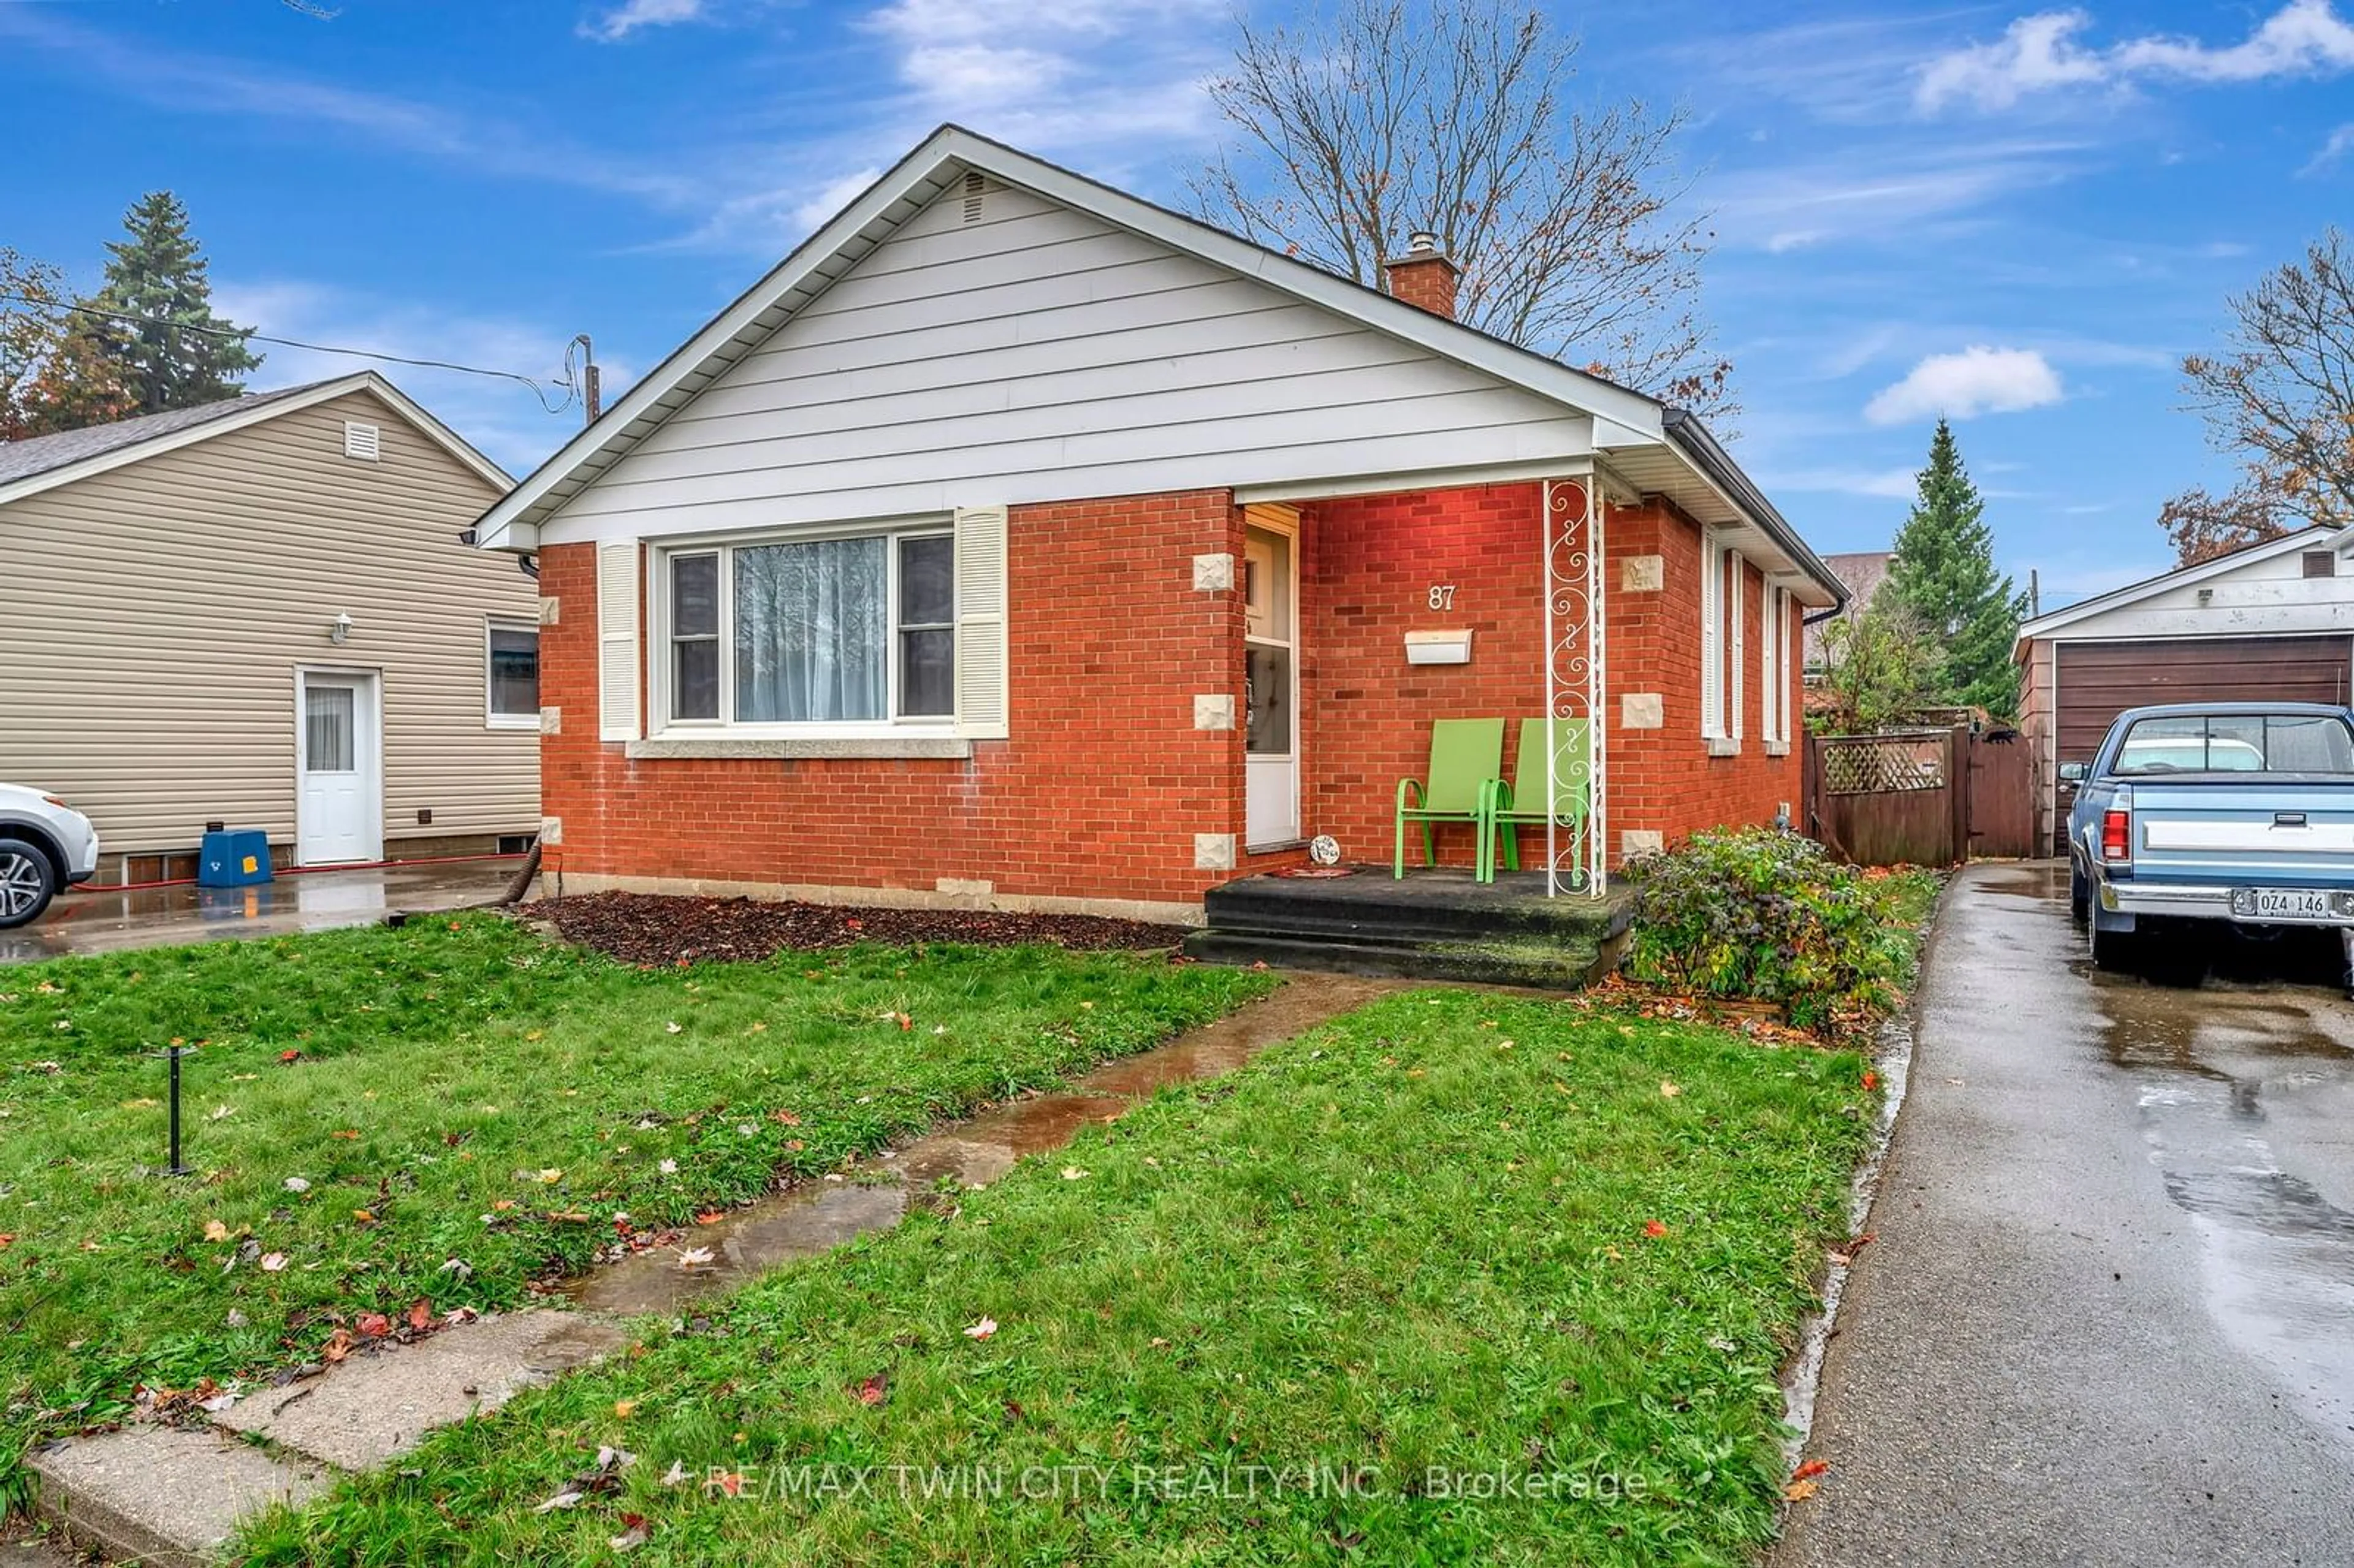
[
  {"xmin": 297, "ymin": 671, "xmax": 382, "ymax": 866},
  {"xmin": 1243, "ymin": 523, "xmax": 1299, "ymax": 848}
]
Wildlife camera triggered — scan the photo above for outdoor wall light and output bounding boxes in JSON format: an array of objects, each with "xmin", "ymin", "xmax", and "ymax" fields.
[{"xmin": 330, "ymin": 611, "xmax": 354, "ymax": 645}]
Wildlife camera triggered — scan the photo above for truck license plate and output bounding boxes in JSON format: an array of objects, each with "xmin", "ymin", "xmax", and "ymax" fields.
[{"xmin": 2241, "ymin": 888, "xmax": 2331, "ymax": 919}]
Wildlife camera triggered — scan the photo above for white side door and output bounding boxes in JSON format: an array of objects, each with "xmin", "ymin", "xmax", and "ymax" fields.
[
  {"xmin": 1243, "ymin": 522, "xmax": 1299, "ymax": 848},
  {"xmin": 296, "ymin": 670, "xmax": 383, "ymax": 866}
]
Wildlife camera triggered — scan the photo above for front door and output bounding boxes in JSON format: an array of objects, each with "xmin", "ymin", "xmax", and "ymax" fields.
[
  {"xmin": 1244, "ymin": 522, "xmax": 1298, "ymax": 848},
  {"xmin": 296, "ymin": 670, "xmax": 382, "ymax": 866}
]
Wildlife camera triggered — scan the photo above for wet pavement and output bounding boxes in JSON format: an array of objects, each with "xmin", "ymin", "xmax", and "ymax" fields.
[
  {"xmin": 568, "ymin": 972, "xmax": 1396, "ymax": 1314},
  {"xmin": 1777, "ymin": 862, "xmax": 2354, "ymax": 1568},
  {"xmin": 0, "ymin": 858, "xmax": 527, "ymax": 965}
]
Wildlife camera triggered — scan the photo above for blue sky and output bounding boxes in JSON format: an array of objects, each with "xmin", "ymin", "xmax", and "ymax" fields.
[{"xmin": 4, "ymin": 0, "xmax": 2350, "ymax": 607}]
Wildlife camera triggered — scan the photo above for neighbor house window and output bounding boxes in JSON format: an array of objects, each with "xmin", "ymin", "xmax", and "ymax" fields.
[
  {"xmin": 658, "ymin": 528, "xmax": 954, "ymax": 730},
  {"xmin": 486, "ymin": 617, "xmax": 540, "ymax": 726}
]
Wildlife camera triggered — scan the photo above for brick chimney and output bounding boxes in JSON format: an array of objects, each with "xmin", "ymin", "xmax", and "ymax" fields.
[{"xmin": 1384, "ymin": 231, "xmax": 1460, "ymax": 320}]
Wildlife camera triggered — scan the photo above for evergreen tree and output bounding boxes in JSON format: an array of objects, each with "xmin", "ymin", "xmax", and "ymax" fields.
[
  {"xmin": 65, "ymin": 192, "xmax": 260, "ymax": 417},
  {"xmin": 1884, "ymin": 420, "xmax": 2027, "ymax": 718}
]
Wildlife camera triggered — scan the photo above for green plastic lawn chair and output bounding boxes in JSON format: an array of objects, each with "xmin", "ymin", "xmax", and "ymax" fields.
[
  {"xmin": 1488, "ymin": 718, "xmax": 1593, "ymax": 878},
  {"xmin": 1394, "ymin": 718, "xmax": 1506, "ymax": 881}
]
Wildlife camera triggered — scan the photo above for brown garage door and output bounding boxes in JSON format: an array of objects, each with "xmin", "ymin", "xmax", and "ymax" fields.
[
  {"xmin": 2051, "ymin": 636, "xmax": 2354, "ymax": 849},
  {"xmin": 2056, "ymin": 636, "xmax": 2354, "ymax": 761}
]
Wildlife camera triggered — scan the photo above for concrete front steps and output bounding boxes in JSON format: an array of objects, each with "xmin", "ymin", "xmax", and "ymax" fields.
[
  {"xmin": 29, "ymin": 1311, "xmax": 624, "ymax": 1567},
  {"xmin": 1185, "ymin": 868, "xmax": 1633, "ymax": 989}
]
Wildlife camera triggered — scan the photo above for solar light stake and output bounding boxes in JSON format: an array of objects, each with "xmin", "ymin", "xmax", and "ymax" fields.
[{"xmin": 145, "ymin": 1045, "xmax": 196, "ymax": 1177}]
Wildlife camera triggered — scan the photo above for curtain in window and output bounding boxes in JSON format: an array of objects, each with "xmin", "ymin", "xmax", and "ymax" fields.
[{"xmin": 733, "ymin": 536, "xmax": 887, "ymax": 722}]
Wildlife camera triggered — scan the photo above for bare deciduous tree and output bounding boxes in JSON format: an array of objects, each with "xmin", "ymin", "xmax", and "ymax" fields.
[
  {"xmin": 2159, "ymin": 227, "xmax": 2354, "ymax": 563},
  {"xmin": 1189, "ymin": 0, "xmax": 1731, "ymax": 417}
]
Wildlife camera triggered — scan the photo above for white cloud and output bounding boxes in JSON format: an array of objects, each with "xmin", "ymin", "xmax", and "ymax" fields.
[
  {"xmin": 0, "ymin": 8, "xmax": 691, "ymax": 206},
  {"xmin": 1708, "ymin": 139, "xmax": 2088, "ymax": 251},
  {"xmin": 581, "ymin": 0, "xmax": 707, "ymax": 43},
  {"xmin": 2303, "ymin": 123, "xmax": 2354, "ymax": 174},
  {"xmin": 1760, "ymin": 466, "xmax": 1923, "ymax": 499},
  {"xmin": 1864, "ymin": 346, "xmax": 2064, "ymax": 425},
  {"xmin": 213, "ymin": 280, "xmax": 623, "ymax": 474},
  {"xmin": 1918, "ymin": 1, "xmax": 2354, "ymax": 113},
  {"xmin": 860, "ymin": 0, "xmax": 1222, "ymax": 131}
]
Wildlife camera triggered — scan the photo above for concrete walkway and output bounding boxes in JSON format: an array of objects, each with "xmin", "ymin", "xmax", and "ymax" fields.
[
  {"xmin": 27, "ymin": 973, "xmax": 1390, "ymax": 1565},
  {"xmin": 1, "ymin": 858, "xmax": 525, "ymax": 965},
  {"xmin": 1775, "ymin": 864, "xmax": 2354, "ymax": 1567}
]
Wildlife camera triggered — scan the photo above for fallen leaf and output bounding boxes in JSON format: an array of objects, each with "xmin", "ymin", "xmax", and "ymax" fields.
[
  {"xmin": 1785, "ymin": 1478, "xmax": 1819, "ymax": 1502},
  {"xmin": 658, "ymin": 1159, "xmax": 678, "ymax": 1175},
  {"xmin": 611, "ymin": 1518, "xmax": 650, "ymax": 1552},
  {"xmin": 331, "ymin": 1129, "xmax": 360, "ymax": 1141},
  {"xmin": 492, "ymin": 1198, "xmax": 519, "ymax": 1212},
  {"xmin": 677, "ymin": 1247, "xmax": 715, "ymax": 1269},
  {"xmin": 406, "ymin": 1299, "xmax": 433, "ymax": 1331},
  {"xmin": 536, "ymin": 1168, "xmax": 565, "ymax": 1184},
  {"xmin": 1659, "ymin": 1081, "xmax": 1682, "ymax": 1098},
  {"xmin": 283, "ymin": 1177, "xmax": 311, "ymax": 1193},
  {"xmin": 715, "ymin": 1471, "xmax": 745, "ymax": 1497},
  {"xmin": 533, "ymin": 1490, "xmax": 584, "ymax": 1514},
  {"xmin": 853, "ymin": 1373, "xmax": 888, "ymax": 1407},
  {"xmin": 1862, "ymin": 1070, "xmax": 1880, "ymax": 1091},
  {"xmin": 695, "ymin": 1211, "xmax": 724, "ymax": 1225},
  {"xmin": 1061, "ymin": 1167, "xmax": 1089, "ymax": 1181},
  {"xmin": 661, "ymin": 1460, "xmax": 689, "ymax": 1488},
  {"xmin": 321, "ymin": 1328, "xmax": 354, "ymax": 1363},
  {"xmin": 772, "ymin": 1110, "xmax": 801, "ymax": 1127},
  {"xmin": 1644, "ymin": 1219, "xmax": 1669, "ymax": 1238},
  {"xmin": 614, "ymin": 1398, "xmax": 639, "ymax": 1418},
  {"xmin": 1792, "ymin": 1459, "xmax": 1830, "ymax": 1482},
  {"xmin": 963, "ymin": 1316, "xmax": 998, "ymax": 1341},
  {"xmin": 352, "ymin": 1209, "xmax": 376, "ymax": 1225},
  {"xmin": 356, "ymin": 1312, "xmax": 392, "ymax": 1338},
  {"xmin": 664, "ymin": 1022, "xmax": 683, "ymax": 1035},
  {"xmin": 203, "ymin": 1220, "xmax": 230, "ymax": 1243},
  {"xmin": 260, "ymin": 1252, "xmax": 288, "ymax": 1272}
]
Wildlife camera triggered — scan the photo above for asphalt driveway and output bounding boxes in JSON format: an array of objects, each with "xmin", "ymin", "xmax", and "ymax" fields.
[
  {"xmin": 1777, "ymin": 862, "xmax": 2354, "ymax": 1567},
  {"xmin": 0, "ymin": 858, "xmax": 524, "ymax": 965}
]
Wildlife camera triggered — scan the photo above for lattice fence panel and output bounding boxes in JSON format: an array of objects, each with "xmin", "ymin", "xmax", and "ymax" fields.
[{"xmin": 1820, "ymin": 737, "xmax": 1946, "ymax": 795}]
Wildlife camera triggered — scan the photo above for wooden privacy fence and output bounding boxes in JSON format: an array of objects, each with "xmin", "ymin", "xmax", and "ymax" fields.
[{"xmin": 1803, "ymin": 725, "xmax": 2036, "ymax": 866}]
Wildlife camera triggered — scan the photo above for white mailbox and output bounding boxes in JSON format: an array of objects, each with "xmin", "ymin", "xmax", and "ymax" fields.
[{"xmin": 1404, "ymin": 628, "xmax": 1472, "ymax": 665}]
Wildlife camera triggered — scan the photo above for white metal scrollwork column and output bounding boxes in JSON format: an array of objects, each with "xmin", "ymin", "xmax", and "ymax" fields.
[{"xmin": 1540, "ymin": 478, "xmax": 1606, "ymax": 898}]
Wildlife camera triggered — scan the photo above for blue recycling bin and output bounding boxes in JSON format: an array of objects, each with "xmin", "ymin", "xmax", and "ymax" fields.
[{"xmin": 197, "ymin": 828, "xmax": 273, "ymax": 888}]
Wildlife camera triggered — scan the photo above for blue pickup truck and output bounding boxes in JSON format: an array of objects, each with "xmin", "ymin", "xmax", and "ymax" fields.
[{"xmin": 2065, "ymin": 702, "xmax": 2354, "ymax": 991}]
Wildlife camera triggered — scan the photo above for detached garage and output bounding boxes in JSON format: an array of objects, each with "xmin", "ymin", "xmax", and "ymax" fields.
[{"xmin": 2017, "ymin": 527, "xmax": 2354, "ymax": 852}]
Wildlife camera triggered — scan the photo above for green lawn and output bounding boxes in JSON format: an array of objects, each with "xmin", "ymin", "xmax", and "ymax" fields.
[
  {"xmin": 242, "ymin": 989, "xmax": 1876, "ymax": 1567},
  {"xmin": 0, "ymin": 918, "xmax": 1267, "ymax": 1496}
]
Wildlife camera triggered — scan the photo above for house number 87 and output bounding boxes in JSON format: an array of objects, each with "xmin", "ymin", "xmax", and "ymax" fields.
[{"xmin": 1427, "ymin": 584, "xmax": 1457, "ymax": 610}]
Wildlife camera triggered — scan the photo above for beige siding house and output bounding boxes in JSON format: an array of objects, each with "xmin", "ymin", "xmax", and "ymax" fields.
[{"xmin": 0, "ymin": 372, "xmax": 541, "ymax": 881}]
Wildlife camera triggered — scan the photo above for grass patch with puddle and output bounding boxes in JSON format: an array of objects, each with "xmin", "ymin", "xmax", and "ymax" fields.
[
  {"xmin": 0, "ymin": 916, "xmax": 1265, "ymax": 1496},
  {"xmin": 242, "ymin": 988, "xmax": 1875, "ymax": 1566}
]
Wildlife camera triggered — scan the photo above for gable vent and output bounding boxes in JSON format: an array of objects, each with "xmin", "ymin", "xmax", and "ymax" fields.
[
  {"xmin": 961, "ymin": 170, "xmax": 986, "ymax": 224},
  {"xmin": 343, "ymin": 421, "xmax": 382, "ymax": 462}
]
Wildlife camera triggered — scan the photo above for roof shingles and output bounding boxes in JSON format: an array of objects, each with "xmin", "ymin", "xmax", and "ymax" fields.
[{"xmin": 0, "ymin": 382, "xmax": 326, "ymax": 489}]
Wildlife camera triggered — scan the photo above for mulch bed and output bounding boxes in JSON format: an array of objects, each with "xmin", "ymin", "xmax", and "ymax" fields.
[{"xmin": 519, "ymin": 892, "xmax": 1187, "ymax": 967}]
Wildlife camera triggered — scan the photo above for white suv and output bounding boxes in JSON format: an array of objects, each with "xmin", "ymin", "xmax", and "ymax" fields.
[{"xmin": 0, "ymin": 785, "xmax": 100, "ymax": 928}]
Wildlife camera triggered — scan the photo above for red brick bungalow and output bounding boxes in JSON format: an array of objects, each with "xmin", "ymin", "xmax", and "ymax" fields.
[{"xmin": 473, "ymin": 126, "xmax": 1847, "ymax": 926}]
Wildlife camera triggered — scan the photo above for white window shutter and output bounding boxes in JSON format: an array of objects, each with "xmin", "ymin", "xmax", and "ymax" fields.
[
  {"xmin": 953, "ymin": 506, "xmax": 1009, "ymax": 739},
  {"xmin": 1731, "ymin": 552, "xmax": 1746, "ymax": 741},
  {"xmin": 1699, "ymin": 536, "xmax": 1723, "ymax": 737},
  {"xmin": 596, "ymin": 540, "xmax": 641, "ymax": 742}
]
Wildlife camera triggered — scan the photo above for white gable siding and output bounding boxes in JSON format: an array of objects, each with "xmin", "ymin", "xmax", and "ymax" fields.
[
  {"xmin": 2040, "ymin": 544, "xmax": 2354, "ymax": 642},
  {"xmin": 539, "ymin": 183, "xmax": 1594, "ymax": 542}
]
